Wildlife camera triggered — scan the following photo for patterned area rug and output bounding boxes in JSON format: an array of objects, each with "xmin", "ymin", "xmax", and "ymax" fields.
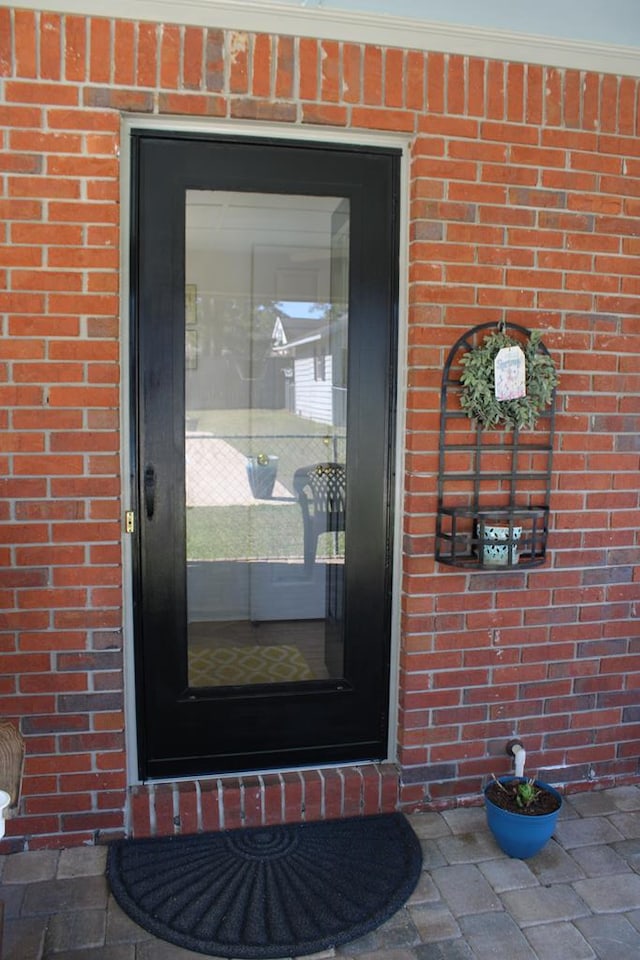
[
  {"xmin": 107, "ymin": 813, "xmax": 423, "ymax": 958},
  {"xmin": 188, "ymin": 644, "xmax": 314, "ymax": 686}
]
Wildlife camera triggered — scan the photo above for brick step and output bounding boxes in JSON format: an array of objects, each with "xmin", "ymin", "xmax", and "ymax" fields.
[{"xmin": 128, "ymin": 763, "xmax": 400, "ymax": 838}]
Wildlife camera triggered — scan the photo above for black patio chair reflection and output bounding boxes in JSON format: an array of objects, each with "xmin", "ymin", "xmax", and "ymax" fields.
[{"xmin": 293, "ymin": 462, "xmax": 346, "ymax": 573}]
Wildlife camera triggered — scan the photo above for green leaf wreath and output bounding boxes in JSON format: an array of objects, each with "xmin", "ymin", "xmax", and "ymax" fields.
[{"xmin": 459, "ymin": 328, "xmax": 558, "ymax": 431}]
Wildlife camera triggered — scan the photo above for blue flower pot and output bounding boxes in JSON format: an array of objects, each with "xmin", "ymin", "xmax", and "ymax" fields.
[{"xmin": 484, "ymin": 777, "xmax": 562, "ymax": 859}]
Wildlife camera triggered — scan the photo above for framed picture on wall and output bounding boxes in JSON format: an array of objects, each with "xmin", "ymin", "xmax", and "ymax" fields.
[
  {"xmin": 185, "ymin": 284, "xmax": 198, "ymax": 326},
  {"xmin": 185, "ymin": 328, "xmax": 198, "ymax": 370}
]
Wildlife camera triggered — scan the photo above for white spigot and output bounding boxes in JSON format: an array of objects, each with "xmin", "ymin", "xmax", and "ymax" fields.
[
  {"xmin": 507, "ymin": 739, "xmax": 526, "ymax": 778},
  {"xmin": 0, "ymin": 789, "xmax": 11, "ymax": 838}
]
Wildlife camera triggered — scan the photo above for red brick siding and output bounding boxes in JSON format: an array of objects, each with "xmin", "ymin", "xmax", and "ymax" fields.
[{"xmin": 0, "ymin": 7, "xmax": 638, "ymax": 848}]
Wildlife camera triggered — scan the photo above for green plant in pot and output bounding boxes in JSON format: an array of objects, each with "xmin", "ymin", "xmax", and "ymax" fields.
[
  {"xmin": 484, "ymin": 774, "xmax": 563, "ymax": 859},
  {"xmin": 459, "ymin": 327, "xmax": 557, "ymax": 431}
]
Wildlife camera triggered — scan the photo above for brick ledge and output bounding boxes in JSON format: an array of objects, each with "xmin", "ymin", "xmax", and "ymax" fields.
[{"xmin": 127, "ymin": 763, "xmax": 400, "ymax": 838}]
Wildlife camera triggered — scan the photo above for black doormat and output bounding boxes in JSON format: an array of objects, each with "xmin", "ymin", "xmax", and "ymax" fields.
[{"xmin": 107, "ymin": 813, "xmax": 422, "ymax": 958}]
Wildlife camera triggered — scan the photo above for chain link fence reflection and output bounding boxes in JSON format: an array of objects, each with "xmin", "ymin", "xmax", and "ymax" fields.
[{"xmin": 185, "ymin": 432, "xmax": 347, "ymax": 561}]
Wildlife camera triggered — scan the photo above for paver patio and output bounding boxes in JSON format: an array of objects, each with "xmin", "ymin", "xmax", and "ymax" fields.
[{"xmin": 1, "ymin": 784, "xmax": 639, "ymax": 959}]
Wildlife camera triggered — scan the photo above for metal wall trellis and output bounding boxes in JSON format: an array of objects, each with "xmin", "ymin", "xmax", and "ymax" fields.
[{"xmin": 435, "ymin": 322, "xmax": 556, "ymax": 570}]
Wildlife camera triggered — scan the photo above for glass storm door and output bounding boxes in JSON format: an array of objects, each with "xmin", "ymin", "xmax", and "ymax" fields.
[{"xmin": 131, "ymin": 132, "xmax": 399, "ymax": 778}]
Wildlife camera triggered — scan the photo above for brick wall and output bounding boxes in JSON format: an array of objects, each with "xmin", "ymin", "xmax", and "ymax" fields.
[{"xmin": 0, "ymin": 5, "xmax": 638, "ymax": 849}]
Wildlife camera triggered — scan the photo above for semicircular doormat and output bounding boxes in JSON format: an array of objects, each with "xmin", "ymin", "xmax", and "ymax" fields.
[{"xmin": 107, "ymin": 812, "xmax": 422, "ymax": 959}]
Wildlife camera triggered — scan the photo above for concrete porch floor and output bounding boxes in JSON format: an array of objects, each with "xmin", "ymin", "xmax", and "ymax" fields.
[{"xmin": 1, "ymin": 784, "xmax": 639, "ymax": 960}]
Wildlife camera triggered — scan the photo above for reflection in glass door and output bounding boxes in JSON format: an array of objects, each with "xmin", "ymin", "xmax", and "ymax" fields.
[{"xmin": 185, "ymin": 192, "xmax": 349, "ymax": 689}]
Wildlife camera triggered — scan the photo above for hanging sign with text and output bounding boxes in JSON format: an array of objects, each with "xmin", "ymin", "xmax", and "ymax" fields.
[{"xmin": 494, "ymin": 345, "xmax": 526, "ymax": 401}]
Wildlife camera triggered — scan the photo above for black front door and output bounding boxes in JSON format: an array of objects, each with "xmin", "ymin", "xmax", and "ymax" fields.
[{"xmin": 131, "ymin": 131, "xmax": 399, "ymax": 779}]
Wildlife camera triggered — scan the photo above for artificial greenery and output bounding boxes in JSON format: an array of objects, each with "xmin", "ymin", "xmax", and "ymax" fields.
[{"xmin": 459, "ymin": 327, "xmax": 558, "ymax": 431}]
